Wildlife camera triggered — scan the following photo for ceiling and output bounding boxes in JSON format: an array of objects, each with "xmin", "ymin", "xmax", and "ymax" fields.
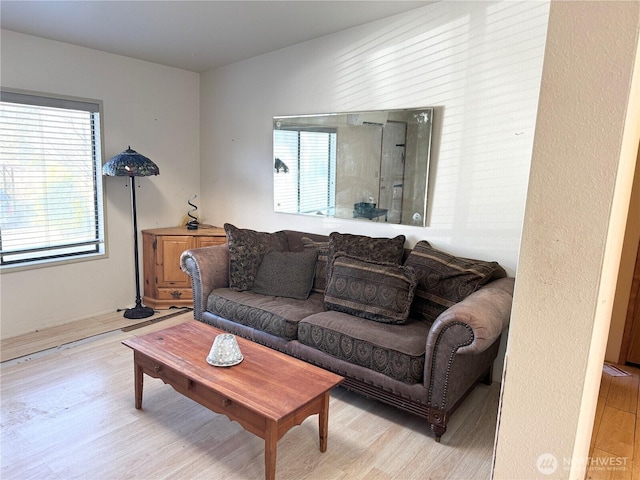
[{"xmin": 1, "ymin": 1, "xmax": 430, "ymax": 73}]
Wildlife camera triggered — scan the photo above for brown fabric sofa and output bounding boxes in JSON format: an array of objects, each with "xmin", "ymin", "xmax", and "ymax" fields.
[{"xmin": 180, "ymin": 228, "xmax": 515, "ymax": 442}]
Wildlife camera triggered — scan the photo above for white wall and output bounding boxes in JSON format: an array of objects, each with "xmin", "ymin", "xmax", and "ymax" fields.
[
  {"xmin": 0, "ymin": 30, "xmax": 200, "ymax": 338},
  {"xmin": 494, "ymin": 2, "xmax": 640, "ymax": 478},
  {"xmin": 199, "ymin": 1, "xmax": 550, "ymax": 276}
]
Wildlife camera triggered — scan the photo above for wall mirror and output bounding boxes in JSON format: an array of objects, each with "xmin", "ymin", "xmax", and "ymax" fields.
[{"xmin": 273, "ymin": 108, "xmax": 434, "ymax": 226}]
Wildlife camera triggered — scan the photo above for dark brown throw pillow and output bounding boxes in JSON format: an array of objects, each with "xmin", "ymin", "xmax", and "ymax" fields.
[
  {"xmin": 405, "ymin": 240, "xmax": 506, "ymax": 322},
  {"xmin": 326, "ymin": 232, "xmax": 405, "ymax": 284},
  {"xmin": 224, "ymin": 223, "xmax": 289, "ymax": 291},
  {"xmin": 252, "ymin": 249, "xmax": 319, "ymax": 300},
  {"xmin": 301, "ymin": 237, "xmax": 329, "ymax": 293},
  {"xmin": 324, "ymin": 253, "xmax": 417, "ymax": 324}
]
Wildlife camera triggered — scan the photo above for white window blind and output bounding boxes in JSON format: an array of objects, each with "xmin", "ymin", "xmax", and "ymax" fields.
[
  {"xmin": 273, "ymin": 129, "xmax": 336, "ymax": 215},
  {"xmin": 0, "ymin": 90, "xmax": 105, "ymax": 267}
]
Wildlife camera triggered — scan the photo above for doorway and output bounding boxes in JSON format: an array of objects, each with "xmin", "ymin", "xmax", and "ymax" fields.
[
  {"xmin": 620, "ymin": 238, "xmax": 640, "ymax": 365},
  {"xmin": 378, "ymin": 121, "xmax": 407, "ymax": 224}
]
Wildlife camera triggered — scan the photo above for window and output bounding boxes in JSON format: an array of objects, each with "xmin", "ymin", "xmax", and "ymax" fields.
[
  {"xmin": 273, "ymin": 129, "xmax": 337, "ymax": 216},
  {"xmin": 0, "ymin": 90, "xmax": 105, "ymax": 268}
]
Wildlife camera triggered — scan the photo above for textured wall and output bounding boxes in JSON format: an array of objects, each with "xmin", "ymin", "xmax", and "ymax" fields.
[
  {"xmin": 493, "ymin": 2, "xmax": 640, "ymax": 478},
  {"xmin": 199, "ymin": 1, "xmax": 550, "ymax": 275}
]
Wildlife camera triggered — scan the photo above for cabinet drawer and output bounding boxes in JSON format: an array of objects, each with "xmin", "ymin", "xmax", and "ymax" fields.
[
  {"xmin": 157, "ymin": 287, "xmax": 192, "ymax": 301},
  {"xmin": 196, "ymin": 236, "xmax": 226, "ymax": 248}
]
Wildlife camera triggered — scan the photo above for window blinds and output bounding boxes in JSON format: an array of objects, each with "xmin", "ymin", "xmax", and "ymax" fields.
[
  {"xmin": 0, "ymin": 90, "xmax": 104, "ymax": 266},
  {"xmin": 273, "ymin": 129, "xmax": 336, "ymax": 215}
]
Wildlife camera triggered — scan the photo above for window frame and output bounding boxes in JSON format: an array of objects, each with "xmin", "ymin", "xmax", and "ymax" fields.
[{"xmin": 0, "ymin": 88, "xmax": 107, "ymax": 272}]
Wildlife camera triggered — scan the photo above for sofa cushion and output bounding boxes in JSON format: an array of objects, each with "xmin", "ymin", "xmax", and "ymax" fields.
[
  {"xmin": 301, "ymin": 237, "xmax": 329, "ymax": 293},
  {"xmin": 405, "ymin": 241, "xmax": 506, "ymax": 322},
  {"xmin": 298, "ymin": 311, "xmax": 429, "ymax": 384},
  {"xmin": 224, "ymin": 223, "xmax": 289, "ymax": 291},
  {"xmin": 206, "ymin": 288, "xmax": 326, "ymax": 340},
  {"xmin": 327, "ymin": 232, "xmax": 405, "ymax": 282},
  {"xmin": 252, "ymin": 249, "xmax": 318, "ymax": 300},
  {"xmin": 324, "ymin": 253, "xmax": 417, "ymax": 324}
]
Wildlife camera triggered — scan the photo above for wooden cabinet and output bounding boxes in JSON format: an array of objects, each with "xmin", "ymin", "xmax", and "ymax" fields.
[{"xmin": 142, "ymin": 227, "xmax": 226, "ymax": 309}]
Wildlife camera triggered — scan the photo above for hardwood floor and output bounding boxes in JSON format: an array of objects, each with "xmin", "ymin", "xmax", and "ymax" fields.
[
  {"xmin": 587, "ymin": 363, "xmax": 640, "ymax": 480},
  {"xmin": 1, "ymin": 311, "xmax": 500, "ymax": 479},
  {"xmin": 4, "ymin": 311, "xmax": 640, "ymax": 479}
]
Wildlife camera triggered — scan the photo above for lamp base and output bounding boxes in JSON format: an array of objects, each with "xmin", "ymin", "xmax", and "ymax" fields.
[{"xmin": 123, "ymin": 305, "xmax": 155, "ymax": 319}]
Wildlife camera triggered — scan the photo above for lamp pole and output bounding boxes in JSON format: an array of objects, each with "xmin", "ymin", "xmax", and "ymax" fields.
[{"xmin": 124, "ymin": 177, "xmax": 154, "ymax": 319}]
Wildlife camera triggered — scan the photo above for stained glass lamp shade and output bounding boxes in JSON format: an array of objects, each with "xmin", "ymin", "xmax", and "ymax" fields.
[{"xmin": 102, "ymin": 146, "xmax": 159, "ymax": 176}]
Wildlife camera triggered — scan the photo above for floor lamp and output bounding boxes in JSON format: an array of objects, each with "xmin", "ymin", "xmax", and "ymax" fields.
[{"xmin": 103, "ymin": 146, "xmax": 159, "ymax": 319}]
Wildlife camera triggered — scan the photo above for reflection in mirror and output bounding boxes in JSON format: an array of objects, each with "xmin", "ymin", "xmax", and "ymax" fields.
[{"xmin": 273, "ymin": 108, "xmax": 434, "ymax": 226}]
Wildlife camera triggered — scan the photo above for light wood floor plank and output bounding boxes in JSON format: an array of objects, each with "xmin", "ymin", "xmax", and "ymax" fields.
[
  {"xmin": 585, "ymin": 448, "xmax": 632, "ymax": 480},
  {"xmin": 7, "ymin": 313, "xmax": 640, "ymax": 480},
  {"xmin": 594, "ymin": 406, "xmax": 635, "ymax": 460},
  {"xmin": 586, "ymin": 365, "xmax": 640, "ymax": 480},
  {"xmin": 600, "ymin": 371, "xmax": 613, "ymax": 398},
  {"xmin": 608, "ymin": 374, "xmax": 640, "ymax": 414},
  {"xmin": 1, "ymin": 312, "xmax": 499, "ymax": 479}
]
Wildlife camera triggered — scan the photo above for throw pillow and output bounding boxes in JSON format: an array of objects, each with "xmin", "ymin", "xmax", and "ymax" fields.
[
  {"xmin": 324, "ymin": 253, "xmax": 417, "ymax": 324},
  {"xmin": 301, "ymin": 237, "xmax": 329, "ymax": 293},
  {"xmin": 224, "ymin": 223, "xmax": 289, "ymax": 291},
  {"xmin": 405, "ymin": 240, "xmax": 506, "ymax": 322},
  {"xmin": 252, "ymin": 249, "xmax": 319, "ymax": 300},
  {"xmin": 327, "ymin": 232, "xmax": 406, "ymax": 284}
]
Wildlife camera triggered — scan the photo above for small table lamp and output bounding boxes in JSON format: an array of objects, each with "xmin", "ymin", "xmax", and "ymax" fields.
[{"xmin": 103, "ymin": 146, "xmax": 159, "ymax": 319}]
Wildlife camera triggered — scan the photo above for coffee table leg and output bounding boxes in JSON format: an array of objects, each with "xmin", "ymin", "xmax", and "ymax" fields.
[
  {"xmin": 319, "ymin": 392, "xmax": 330, "ymax": 452},
  {"xmin": 265, "ymin": 421, "xmax": 278, "ymax": 480},
  {"xmin": 134, "ymin": 362, "xmax": 143, "ymax": 409}
]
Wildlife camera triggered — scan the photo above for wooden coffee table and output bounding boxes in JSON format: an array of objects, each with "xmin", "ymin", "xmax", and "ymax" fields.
[{"xmin": 122, "ymin": 320, "xmax": 343, "ymax": 480}]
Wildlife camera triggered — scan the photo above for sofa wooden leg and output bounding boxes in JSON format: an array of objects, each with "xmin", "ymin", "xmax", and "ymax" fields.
[
  {"xmin": 431, "ymin": 423, "xmax": 446, "ymax": 442},
  {"xmin": 482, "ymin": 365, "xmax": 493, "ymax": 385}
]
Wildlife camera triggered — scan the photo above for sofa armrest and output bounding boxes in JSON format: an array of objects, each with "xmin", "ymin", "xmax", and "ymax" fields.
[
  {"xmin": 180, "ymin": 244, "xmax": 229, "ymax": 319},
  {"xmin": 429, "ymin": 276, "xmax": 515, "ymax": 356},
  {"xmin": 423, "ymin": 277, "xmax": 515, "ymax": 420}
]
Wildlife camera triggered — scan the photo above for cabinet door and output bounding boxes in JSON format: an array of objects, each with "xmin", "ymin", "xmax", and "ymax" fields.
[
  {"xmin": 196, "ymin": 235, "xmax": 226, "ymax": 248},
  {"xmin": 156, "ymin": 235, "xmax": 192, "ymax": 287}
]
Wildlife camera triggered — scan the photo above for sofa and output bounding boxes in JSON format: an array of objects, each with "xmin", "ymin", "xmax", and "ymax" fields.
[{"xmin": 180, "ymin": 224, "xmax": 515, "ymax": 442}]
